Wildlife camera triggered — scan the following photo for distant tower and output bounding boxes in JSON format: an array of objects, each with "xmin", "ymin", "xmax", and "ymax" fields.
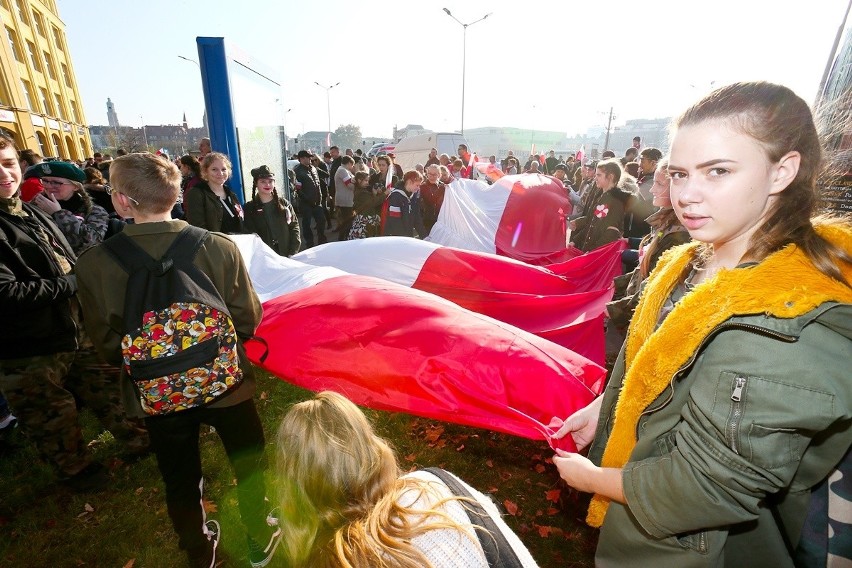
[
  {"xmin": 182, "ymin": 112, "xmax": 188, "ymax": 129},
  {"xmin": 107, "ymin": 98, "xmax": 120, "ymax": 127}
]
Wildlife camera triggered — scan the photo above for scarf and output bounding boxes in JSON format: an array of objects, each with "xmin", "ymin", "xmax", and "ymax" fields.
[{"xmin": 588, "ymin": 223, "xmax": 852, "ymax": 527}]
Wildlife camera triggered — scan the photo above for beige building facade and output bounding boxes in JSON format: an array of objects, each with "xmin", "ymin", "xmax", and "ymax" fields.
[{"xmin": 0, "ymin": 0, "xmax": 91, "ymax": 159}]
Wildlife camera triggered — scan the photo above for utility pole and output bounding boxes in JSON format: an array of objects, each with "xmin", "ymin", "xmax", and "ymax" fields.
[{"xmin": 603, "ymin": 107, "xmax": 615, "ymax": 153}]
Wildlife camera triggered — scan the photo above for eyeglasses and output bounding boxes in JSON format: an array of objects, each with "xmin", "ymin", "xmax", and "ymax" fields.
[
  {"xmin": 40, "ymin": 178, "xmax": 73, "ymax": 187},
  {"xmin": 105, "ymin": 184, "xmax": 140, "ymax": 206}
]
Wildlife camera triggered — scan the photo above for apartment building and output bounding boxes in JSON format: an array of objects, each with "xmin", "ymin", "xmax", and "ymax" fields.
[{"xmin": 0, "ymin": 0, "xmax": 91, "ymax": 159}]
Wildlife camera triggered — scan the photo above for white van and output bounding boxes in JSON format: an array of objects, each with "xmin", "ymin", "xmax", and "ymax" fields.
[{"xmin": 392, "ymin": 132, "xmax": 469, "ymax": 172}]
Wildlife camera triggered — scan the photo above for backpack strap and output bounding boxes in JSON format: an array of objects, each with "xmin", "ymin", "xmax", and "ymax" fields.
[
  {"xmin": 422, "ymin": 467, "xmax": 524, "ymax": 568},
  {"xmin": 102, "ymin": 226, "xmax": 209, "ymax": 276}
]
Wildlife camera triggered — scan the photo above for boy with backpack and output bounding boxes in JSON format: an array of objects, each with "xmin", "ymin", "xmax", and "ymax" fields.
[{"xmin": 75, "ymin": 153, "xmax": 281, "ymax": 568}]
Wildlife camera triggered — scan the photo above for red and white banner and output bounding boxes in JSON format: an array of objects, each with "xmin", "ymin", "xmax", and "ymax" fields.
[
  {"xmin": 294, "ymin": 238, "xmax": 625, "ymax": 365},
  {"xmin": 427, "ymin": 175, "xmax": 579, "ymax": 265},
  {"xmin": 231, "ymin": 234, "xmax": 605, "ymax": 450}
]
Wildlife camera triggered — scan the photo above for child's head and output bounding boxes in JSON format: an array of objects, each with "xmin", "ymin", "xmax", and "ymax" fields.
[
  {"xmin": 354, "ymin": 171, "xmax": 370, "ymax": 188},
  {"xmin": 201, "ymin": 152, "xmax": 232, "ymax": 184},
  {"xmin": 276, "ymin": 391, "xmax": 398, "ymax": 561},
  {"xmin": 109, "ymin": 153, "xmax": 181, "ymax": 215},
  {"xmin": 595, "ymin": 159, "xmax": 623, "ymax": 191},
  {"xmin": 403, "ymin": 170, "xmax": 423, "ymax": 192},
  {"xmin": 669, "ymin": 82, "xmax": 818, "ymax": 260}
]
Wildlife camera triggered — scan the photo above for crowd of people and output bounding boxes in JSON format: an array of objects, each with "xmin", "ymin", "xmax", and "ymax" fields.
[{"xmin": 0, "ymin": 80, "xmax": 850, "ymax": 568}]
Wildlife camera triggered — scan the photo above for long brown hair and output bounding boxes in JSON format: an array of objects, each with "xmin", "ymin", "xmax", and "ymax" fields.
[{"xmin": 673, "ymin": 81, "xmax": 851, "ymax": 285}]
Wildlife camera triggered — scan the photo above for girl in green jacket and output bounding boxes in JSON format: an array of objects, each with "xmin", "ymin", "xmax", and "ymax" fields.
[{"xmin": 553, "ymin": 82, "xmax": 852, "ymax": 567}]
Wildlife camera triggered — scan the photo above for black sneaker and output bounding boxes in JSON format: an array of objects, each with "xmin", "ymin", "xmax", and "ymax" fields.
[
  {"xmin": 188, "ymin": 520, "xmax": 220, "ymax": 568},
  {"xmin": 247, "ymin": 510, "xmax": 282, "ymax": 568},
  {"xmin": 61, "ymin": 462, "xmax": 110, "ymax": 493}
]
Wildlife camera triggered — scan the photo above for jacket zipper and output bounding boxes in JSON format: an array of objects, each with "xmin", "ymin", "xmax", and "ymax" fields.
[
  {"xmin": 636, "ymin": 322, "xmax": 796, "ymax": 437},
  {"xmin": 727, "ymin": 376, "xmax": 747, "ymax": 454}
]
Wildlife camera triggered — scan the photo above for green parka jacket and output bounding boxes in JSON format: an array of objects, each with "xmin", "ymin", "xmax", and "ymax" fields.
[{"xmin": 586, "ymin": 225, "xmax": 852, "ymax": 568}]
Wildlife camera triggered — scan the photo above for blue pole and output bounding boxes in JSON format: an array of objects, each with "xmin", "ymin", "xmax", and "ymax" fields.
[{"xmin": 196, "ymin": 37, "xmax": 244, "ymax": 202}]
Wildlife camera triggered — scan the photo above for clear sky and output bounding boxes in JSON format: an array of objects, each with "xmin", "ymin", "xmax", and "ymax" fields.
[{"xmin": 59, "ymin": 0, "xmax": 850, "ymax": 139}]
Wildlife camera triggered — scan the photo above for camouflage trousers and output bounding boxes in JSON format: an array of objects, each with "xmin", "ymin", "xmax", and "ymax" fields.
[{"xmin": 0, "ymin": 333, "xmax": 148, "ymax": 477}]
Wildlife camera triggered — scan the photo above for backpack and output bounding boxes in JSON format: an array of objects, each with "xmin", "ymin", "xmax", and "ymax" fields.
[
  {"xmin": 102, "ymin": 226, "xmax": 243, "ymax": 415},
  {"xmin": 423, "ymin": 467, "xmax": 524, "ymax": 567}
]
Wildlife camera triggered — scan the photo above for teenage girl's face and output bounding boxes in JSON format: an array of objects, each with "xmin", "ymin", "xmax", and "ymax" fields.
[
  {"xmin": 0, "ymin": 145, "xmax": 21, "ymax": 199},
  {"xmin": 257, "ymin": 177, "xmax": 275, "ymax": 194},
  {"xmin": 594, "ymin": 168, "xmax": 615, "ymax": 191},
  {"xmin": 356, "ymin": 177, "xmax": 369, "ymax": 189},
  {"xmin": 179, "ymin": 163, "xmax": 190, "ymax": 176},
  {"xmin": 378, "ymin": 160, "xmax": 388, "ymax": 173},
  {"xmin": 668, "ymin": 119, "xmax": 793, "ymax": 255},
  {"xmin": 650, "ymin": 168, "xmax": 672, "ymax": 208},
  {"xmin": 206, "ymin": 158, "xmax": 229, "ymax": 185}
]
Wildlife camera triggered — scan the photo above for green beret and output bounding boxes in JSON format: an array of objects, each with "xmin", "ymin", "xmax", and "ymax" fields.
[{"xmin": 24, "ymin": 161, "xmax": 87, "ymax": 183}]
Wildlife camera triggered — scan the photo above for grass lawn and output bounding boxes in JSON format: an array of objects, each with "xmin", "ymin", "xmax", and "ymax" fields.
[{"xmin": 0, "ymin": 369, "xmax": 597, "ymax": 567}]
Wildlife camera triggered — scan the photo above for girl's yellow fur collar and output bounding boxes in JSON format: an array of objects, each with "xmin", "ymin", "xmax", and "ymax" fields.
[{"xmin": 588, "ymin": 224, "xmax": 852, "ymax": 527}]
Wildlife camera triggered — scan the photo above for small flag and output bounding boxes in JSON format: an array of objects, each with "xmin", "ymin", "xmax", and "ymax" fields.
[
  {"xmin": 326, "ymin": 132, "xmax": 331, "ymax": 147},
  {"xmin": 576, "ymin": 145, "xmax": 585, "ymax": 164},
  {"xmin": 385, "ymin": 161, "xmax": 394, "ymax": 190}
]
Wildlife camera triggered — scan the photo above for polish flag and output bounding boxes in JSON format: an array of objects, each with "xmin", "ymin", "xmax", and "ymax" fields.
[
  {"xmin": 385, "ymin": 162, "xmax": 394, "ymax": 190},
  {"xmin": 576, "ymin": 145, "xmax": 585, "ymax": 164},
  {"xmin": 428, "ymin": 175, "xmax": 581, "ymax": 265},
  {"xmin": 231, "ymin": 234, "xmax": 604, "ymax": 450},
  {"xmin": 294, "ymin": 237, "xmax": 624, "ymax": 365}
]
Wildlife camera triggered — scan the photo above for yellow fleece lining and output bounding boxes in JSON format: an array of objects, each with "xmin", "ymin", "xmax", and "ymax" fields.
[{"xmin": 587, "ymin": 224, "xmax": 852, "ymax": 527}]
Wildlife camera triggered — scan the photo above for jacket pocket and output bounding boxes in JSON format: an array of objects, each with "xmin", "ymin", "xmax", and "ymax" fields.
[
  {"xmin": 675, "ymin": 529, "xmax": 709, "ymax": 554},
  {"xmin": 713, "ymin": 371, "xmax": 833, "ymax": 471}
]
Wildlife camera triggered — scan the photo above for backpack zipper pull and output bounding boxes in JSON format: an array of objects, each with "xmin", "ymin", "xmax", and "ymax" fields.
[{"xmin": 731, "ymin": 376, "xmax": 746, "ymax": 402}]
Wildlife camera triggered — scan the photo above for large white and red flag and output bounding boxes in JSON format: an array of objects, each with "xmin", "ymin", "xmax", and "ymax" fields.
[
  {"xmin": 427, "ymin": 175, "xmax": 581, "ymax": 265},
  {"xmin": 231, "ymin": 234, "xmax": 605, "ymax": 451},
  {"xmin": 294, "ymin": 237, "xmax": 624, "ymax": 365}
]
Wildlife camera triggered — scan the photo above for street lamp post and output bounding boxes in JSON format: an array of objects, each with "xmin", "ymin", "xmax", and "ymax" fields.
[
  {"xmin": 442, "ymin": 8, "xmax": 492, "ymax": 136},
  {"xmin": 314, "ymin": 81, "xmax": 340, "ymax": 146}
]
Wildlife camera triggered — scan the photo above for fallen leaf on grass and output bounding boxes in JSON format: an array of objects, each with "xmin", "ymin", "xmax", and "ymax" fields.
[
  {"xmin": 202, "ymin": 498, "xmax": 217, "ymax": 514},
  {"xmin": 487, "ymin": 487, "xmax": 499, "ymax": 493},
  {"xmin": 134, "ymin": 487, "xmax": 144, "ymax": 495},
  {"xmin": 123, "ymin": 560, "xmax": 136, "ymax": 568},
  {"xmin": 424, "ymin": 425, "xmax": 444, "ymax": 444},
  {"xmin": 84, "ymin": 503, "xmax": 94, "ymax": 513},
  {"xmin": 536, "ymin": 524, "xmax": 564, "ymax": 538},
  {"xmin": 485, "ymin": 459, "xmax": 494, "ymax": 468},
  {"xmin": 503, "ymin": 500, "xmax": 518, "ymax": 516},
  {"xmin": 456, "ymin": 444, "xmax": 465, "ymax": 452},
  {"xmin": 545, "ymin": 489, "xmax": 561, "ymax": 503},
  {"xmin": 499, "ymin": 471, "xmax": 512, "ymax": 481},
  {"xmin": 547, "ymin": 507, "xmax": 559, "ymax": 515},
  {"xmin": 259, "ymin": 391, "xmax": 268, "ymax": 401},
  {"xmin": 404, "ymin": 453, "xmax": 416, "ymax": 462},
  {"xmin": 534, "ymin": 464, "xmax": 546, "ymax": 474}
]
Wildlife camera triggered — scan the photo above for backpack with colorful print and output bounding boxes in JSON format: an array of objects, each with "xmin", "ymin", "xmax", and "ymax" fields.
[{"xmin": 102, "ymin": 226, "xmax": 243, "ymax": 415}]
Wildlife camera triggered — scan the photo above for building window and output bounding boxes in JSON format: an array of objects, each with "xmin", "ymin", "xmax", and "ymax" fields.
[
  {"xmin": 26, "ymin": 40, "xmax": 41, "ymax": 72},
  {"xmin": 20, "ymin": 79, "xmax": 35, "ymax": 110},
  {"xmin": 43, "ymin": 51, "xmax": 56, "ymax": 80},
  {"xmin": 51, "ymin": 26, "xmax": 63, "ymax": 52},
  {"xmin": 36, "ymin": 131, "xmax": 49, "ymax": 156},
  {"xmin": 61, "ymin": 62, "xmax": 72, "ymax": 88},
  {"xmin": 54, "ymin": 93, "xmax": 65, "ymax": 119},
  {"xmin": 6, "ymin": 27, "xmax": 23, "ymax": 63},
  {"xmin": 39, "ymin": 87, "xmax": 51, "ymax": 114},
  {"xmin": 14, "ymin": 0, "xmax": 28, "ymax": 25},
  {"xmin": 0, "ymin": 0, "xmax": 10, "ymax": 12},
  {"xmin": 31, "ymin": 10, "xmax": 45, "ymax": 37},
  {"xmin": 69, "ymin": 100, "xmax": 80, "ymax": 123}
]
